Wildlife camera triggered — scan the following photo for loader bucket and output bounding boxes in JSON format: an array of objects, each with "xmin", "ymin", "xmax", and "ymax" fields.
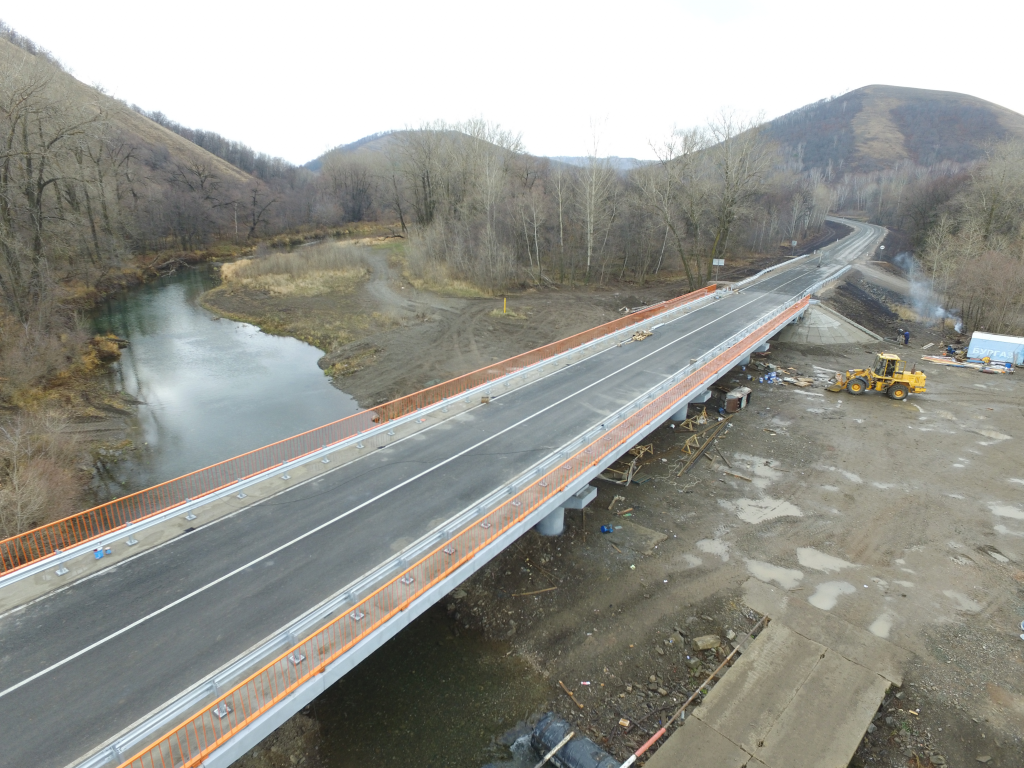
[{"xmin": 825, "ymin": 373, "xmax": 847, "ymax": 393}]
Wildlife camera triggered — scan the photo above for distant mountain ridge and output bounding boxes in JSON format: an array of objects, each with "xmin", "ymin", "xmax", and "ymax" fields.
[
  {"xmin": 764, "ymin": 84, "xmax": 1024, "ymax": 173},
  {"xmin": 550, "ymin": 156, "xmax": 644, "ymax": 172},
  {"xmin": 303, "ymin": 134, "xmax": 643, "ymax": 173}
]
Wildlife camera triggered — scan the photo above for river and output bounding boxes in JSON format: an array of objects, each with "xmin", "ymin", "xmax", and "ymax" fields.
[
  {"xmin": 92, "ymin": 266, "xmax": 547, "ymax": 767},
  {"xmin": 92, "ymin": 266, "xmax": 359, "ymax": 492}
]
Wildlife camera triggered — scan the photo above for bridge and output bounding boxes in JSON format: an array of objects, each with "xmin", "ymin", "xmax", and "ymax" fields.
[{"xmin": 0, "ymin": 219, "xmax": 884, "ymax": 768}]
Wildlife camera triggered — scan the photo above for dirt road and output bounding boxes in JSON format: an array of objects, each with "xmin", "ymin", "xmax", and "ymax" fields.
[{"xmin": 316, "ymin": 250, "xmax": 682, "ymax": 406}]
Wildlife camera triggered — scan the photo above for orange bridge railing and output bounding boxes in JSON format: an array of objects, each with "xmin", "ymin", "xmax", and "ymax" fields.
[{"xmin": 0, "ymin": 286, "xmax": 717, "ymax": 575}]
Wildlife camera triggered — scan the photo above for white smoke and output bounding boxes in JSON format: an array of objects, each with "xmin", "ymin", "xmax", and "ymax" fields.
[{"xmin": 893, "ymin": 251, "xmax": 962, "ymax": 331}]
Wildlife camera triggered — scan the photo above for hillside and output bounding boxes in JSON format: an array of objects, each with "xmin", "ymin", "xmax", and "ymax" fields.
[
  {"xmin": 0, "ymin": 36, "xmax": 252, "ymax": 188},
  {"xmin": 305, "ymin": 133, "xmax": 630, "ymax": 174},
  {"xmin": 304, "ymin": 132, "xmax": 398, "ymax": 171},
  {"xmin": 764, "ymin": 84, "xmax": 1024, "ymax": 172}
]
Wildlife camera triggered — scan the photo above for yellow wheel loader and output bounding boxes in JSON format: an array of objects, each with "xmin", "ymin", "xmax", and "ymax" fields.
[{"xmin": 826, "ymin": 353, "xmax": 926, "ymax": 401}]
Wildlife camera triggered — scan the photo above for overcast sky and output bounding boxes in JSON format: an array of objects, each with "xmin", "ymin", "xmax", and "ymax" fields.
[{"xmin": 5, "ymin": 1, "xmax": 1023, "ymax": 165}]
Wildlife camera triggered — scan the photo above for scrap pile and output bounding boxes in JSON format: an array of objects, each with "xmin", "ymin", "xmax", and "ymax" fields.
[
  {"xmin": 921, "ymin": 355, "xmax": 1015, "ymax": 374},
  {"xmin": 746, "ymin": 358, "xmax": 828, "ymax": 388},
  {"xmin": 599, "ymin": 443, "xmax": 653, "ymax": 486},
  {"xmin": 921, "ymin": 332, "xmax": 1021, "ymax": 374},
  {"xmin": 676, "ymin": 416, "xmax": 733, "ymax": 476}
]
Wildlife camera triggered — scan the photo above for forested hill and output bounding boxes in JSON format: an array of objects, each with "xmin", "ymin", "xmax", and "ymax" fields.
[
  {"xmin": 765, "ymin": 84, "xmax": 1024, "ymax": 173},
  {"xmin": 0, "ymin": 36, "xmax": 251, "ymax": 189}
]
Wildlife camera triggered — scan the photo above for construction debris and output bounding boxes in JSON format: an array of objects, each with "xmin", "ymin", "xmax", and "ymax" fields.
[
  {"xmin": 629, "ymin": 444, "xmax": 653, "ymax": 460},
  {"xmin": 782, "ymin": 376, "xmax": 815, "ymax": 387},
  {"xmin": 921, "ymin": 355, "xmax": 1014, "ymax": 373},
  {"xmin": 677, "ymin": 408, "xmax": 709, "ymax": 431},
  {"xmin": 558, "ymin": 680, "xmax": 584, "ymax": 709},
  {"xmin": 715, "ymin": 447, "xmax": 733, "ymax": 468},
  {"xmin": 677, "ymin": 416, "xmax": 733, "ymax": 476},
  {"xmin": 631, "ymin": 330, "xmax": 653, "ymax": 342},
  {"xmin": 723, "ymin": 471, "xmax": 753, "ymax": 482}
]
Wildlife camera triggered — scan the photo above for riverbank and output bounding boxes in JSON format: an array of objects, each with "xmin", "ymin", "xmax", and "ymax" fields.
[
  {"xmin": 200, "ymin": 240, "xmax": 697, "ymax": 409},
  {"xmin": 199, "ymin": 226, "xmax": 848, "ymax": 410},
  {"xmin": 0, "ymin": 225, "xmax": 402, "ymax": 534}
]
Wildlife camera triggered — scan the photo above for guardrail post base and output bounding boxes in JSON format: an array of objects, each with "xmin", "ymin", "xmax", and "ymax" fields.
[{"xmin": 534, "ymin": 507, "xmax": 565, "ymax": 537}]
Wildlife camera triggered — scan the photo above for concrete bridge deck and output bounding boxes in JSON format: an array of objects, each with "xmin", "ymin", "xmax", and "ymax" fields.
[{"xmin": 0, "ymin": 220, "xmax": 885, "ymax": 768}]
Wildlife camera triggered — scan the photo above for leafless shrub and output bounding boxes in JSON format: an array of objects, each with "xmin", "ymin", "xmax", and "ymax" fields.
[{"xmin": 0, "ymin": 410, "xmax": 80, "ymax": 539}]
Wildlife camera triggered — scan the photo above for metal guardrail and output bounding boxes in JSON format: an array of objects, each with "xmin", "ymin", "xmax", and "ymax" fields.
[
  {"xmin": 730, "ymin": 253, "xmax": 813, "ymax": 290},
  {"xmin": 0, "ymin": 286, "xmax": 717, "ymax": 576},
  {"xmin": 115, "ymin": 296, "xmax": 809, "ymax": 768}
]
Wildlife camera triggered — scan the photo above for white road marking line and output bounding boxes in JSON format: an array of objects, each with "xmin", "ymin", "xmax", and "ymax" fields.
[{"xmin": 0, "ymin": 269, "xmax": 818, "ymax": 699}]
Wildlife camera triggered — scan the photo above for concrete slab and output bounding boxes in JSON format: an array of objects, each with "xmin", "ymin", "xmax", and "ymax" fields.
[
  {"xmin": 644, "ymin": 574, "xmax": 910, "ymax": 768},
  {"xmin": 775, "ymin": 305, "xmax": 878, "ymax": 345},
  {"xmin": 644, "ymin": 715, "xmax": 751, "ymax": 768},
  {"xmin": 743, "ymin": 579, "xmax": 911, "ymax": 684},
  {"xmin": 754, "ymin": 649, "xmax": 889, "ymax": 768},
  {"xmin": 692, "ymin": 622, "xmax": 825, "ymax": 755}
]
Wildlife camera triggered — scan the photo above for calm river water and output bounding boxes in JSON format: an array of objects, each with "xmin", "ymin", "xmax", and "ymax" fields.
[
  {"xmin": 92, "ymin": 266, "xmax": 359, "ymax": 491},
  {"xmin": 93, "ymin": 266, "xmax": 546, "ymax": 767}
]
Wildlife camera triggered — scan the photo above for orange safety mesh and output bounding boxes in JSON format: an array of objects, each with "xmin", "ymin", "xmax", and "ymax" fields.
[{"xmin": 117, "ymin": 298, "xmax": 805, "ymax": 768}]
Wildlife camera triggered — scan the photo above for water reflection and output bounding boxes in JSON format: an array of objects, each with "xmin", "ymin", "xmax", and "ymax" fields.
[{"xmin": 92, "ymin": 266, "xmax": 359, "ymax": 492}]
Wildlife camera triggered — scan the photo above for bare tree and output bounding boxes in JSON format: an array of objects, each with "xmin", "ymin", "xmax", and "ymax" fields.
[
  {"xmin": 574, "ymin": 131, "xmax": 615, "ymax": 281},
  {"xmin": 701, "ymin": 111, "xmax": 778, "ymax": 285},
  {"xmin": 246, "ymin": 180, "xmax": 277, "ymax": 239}
]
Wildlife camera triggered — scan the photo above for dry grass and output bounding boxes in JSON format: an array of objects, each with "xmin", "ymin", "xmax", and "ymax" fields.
[
  {"xmin": 488, "ymin": 308, "xmax": 526, "ymax": 320},
  {"xmin": 219, "ymin": 242, "xmax": 368, "ymax": 296},
  {"xmin": 403, "ymin": 260, "xmax": 491, "ymax": 298}
]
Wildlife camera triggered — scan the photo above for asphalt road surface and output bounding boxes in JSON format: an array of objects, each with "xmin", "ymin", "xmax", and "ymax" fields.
[{"xmin": 0, "ymin": 221, "xmax": 883, "ymax": 768}]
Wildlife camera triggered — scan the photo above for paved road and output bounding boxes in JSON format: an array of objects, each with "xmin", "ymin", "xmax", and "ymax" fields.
[{"xmin": 0, "ymin": 221, "xmax": 883, "ymax": 768}]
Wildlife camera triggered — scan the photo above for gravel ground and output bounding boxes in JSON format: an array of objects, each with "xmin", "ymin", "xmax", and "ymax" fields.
[{"xmin": 448, "ymin": 328, "xmax": 1024, "ymax": 766}]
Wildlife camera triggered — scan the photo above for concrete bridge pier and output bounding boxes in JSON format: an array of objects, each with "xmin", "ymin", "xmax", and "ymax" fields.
[
  {"xmin": 536, "ymin": 485, "xmax": 597, "ymax": 536},
  {"xmin": 534, "ymin": 507, "xmax": 565, "ymax": 536},
  {"xmin": 736, "ymin": 341, "xmax": 771, "ymax": 368},
  {"xmin": 669, "ymin": 389, "xmax": 712, "ymax": 421}
]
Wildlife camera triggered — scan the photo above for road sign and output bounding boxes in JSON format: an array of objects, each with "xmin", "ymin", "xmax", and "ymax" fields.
[
  {"xmin": 712, "ymin": 259, "xmax": 725, "ymax": 266},
  {"xmin": 791, "ymin": 240, "xmax": 798, "ymax": 247}
]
